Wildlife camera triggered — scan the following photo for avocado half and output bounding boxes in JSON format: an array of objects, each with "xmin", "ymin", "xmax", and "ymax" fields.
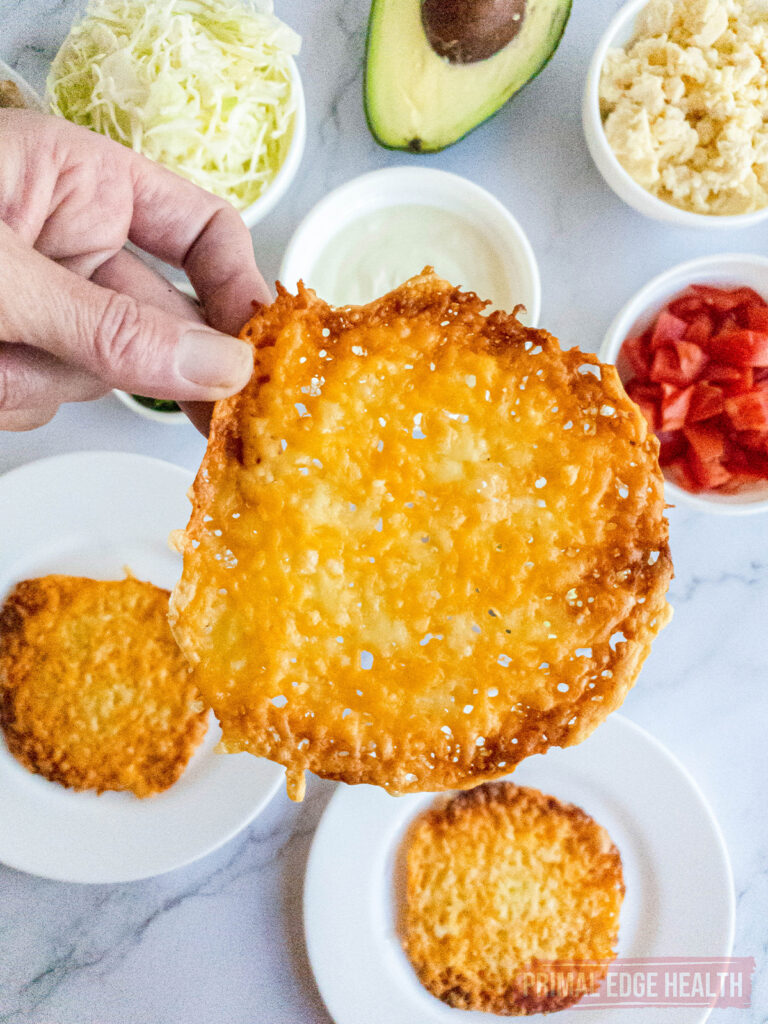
[{"xmin": 364, "ymin": 0, "xmax": 572, "ymax": 152}]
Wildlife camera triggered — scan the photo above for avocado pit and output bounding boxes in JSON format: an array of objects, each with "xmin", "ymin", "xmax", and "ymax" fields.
[{"xmin": 422, "ymin": 0, "xmax": 527, "ymax": 64}]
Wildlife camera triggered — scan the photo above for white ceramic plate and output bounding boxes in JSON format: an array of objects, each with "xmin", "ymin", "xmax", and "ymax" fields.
[
  {"xmin": 305, "ymin": 714, "xmax": 734, "ymax": 1024},
  {"xmin": 0, "ymin": 452, "xmax": 284, "ymax": 883}
]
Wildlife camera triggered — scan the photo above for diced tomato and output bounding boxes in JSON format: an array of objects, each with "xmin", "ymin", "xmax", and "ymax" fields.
[
  {"xmin": 745, "ymin": 304, "xmax": 768, "ymax": 331},
  {"xmin": 687, "ymin": 447, "xmax": 732, "ymax": 489},
  {"xmin": 715, "ymin": 311, "xmax": 740, "ymax": 336},
  {"xmin": 719, "ymin": 473, "xmax": 748, "ymax": 493},
  {"xmin": 634, "ymin": 398, "xmax": 658, "ymax": 431},
  {"xmin": 690, "ymin": 285, "xmax": 765, "ymax": 312},
  {"xmin": 649, "ymin": 342, "xmax": 708, "ymax": 386},
  {"xmin": 684, "ymin": 421, "xmax": 733, "ymax": 488},
  {"xmin": 733, "ymin": 305, "xmax": 752, "ymax": 329},
  {"xmin": 625, "ymin": 380, "xmax": 662, "ymax": 403},
  {"xmin": 668, "ymin": 293, "xmax": 705, "ymax": 321},
  {"xmin": 657, "ymin": 430, "xmax": 686, "ymax": 466},
  {"xmin": 624, "ymin": 379, "xmax": 661, "ymax": 430},
  {"xmin": 620, "ymin": 333, "xmax": 651, "ymax": 378},
  {"xmin": 724, "ymin": 446, "xmax": 768, "ymax": 487},
  {"xmin": 617, "ymin": 283, "xmax": 768, "ymax": 494},
  {"xmin": 684, "ymin": 312, "xmax": 714, "ymax": 348},
  {"xmin": 720, "ymin": 369, "xmax": 755, "ymax": 397},
  {"xmin": 693, "ymin": 459, "xmax": 732, "ymax": 489},
  {"xmin": 676, "ymin": 339, "xmax": 709, "ymax": 382},
  {"xmin": 650, "ymin": 310, "xmax": 688, "ymax": 350},
  {"xmin": 705, "ymin": 362, "xmax": 747, "ymax": 383},
  {"xmin": 724, "ymin": 443, "xmax": 750, "ymax": 471},
  {"xmin": 684, "ymin": 421, "xmax": 727, "ymax": 462},
  {"xmin": 649, "ymin": 347, "xmax": 679, "ymax": 384},
  {"xmin": 724, "ymin": 390, "xmax": 768, "ymax": 431},
  {"xmin": 688, "ymin": 382, "xmax": 724, "ymax": 422},
  {"xmin": 731, "ymin": 453, "xmax": 768, "ymax": 479},
  {"xmin": 737, "ymin": 429, "xmax": 768, "ymax": 452},
  {"xmin": 668, "ymin": 456, "xmax": 704, "ymax": 493},
  {"xmin": 726, "ymin": 473, "xmax": 768, "ymax": 493},
  {"xmin": 660, "ymin": 383, "xmax": 693, "ymax": 430},
  {"xmin": 707, "ymin": 329, "xmax": 768, "ymax": 367}
]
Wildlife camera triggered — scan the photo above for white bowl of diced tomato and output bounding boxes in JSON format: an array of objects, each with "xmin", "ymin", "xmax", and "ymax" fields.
[{"xmin": 600, "ymin": 253, "xmax": 768, "ymax": 514}]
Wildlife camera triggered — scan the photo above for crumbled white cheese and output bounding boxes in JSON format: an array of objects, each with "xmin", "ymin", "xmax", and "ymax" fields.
[{"xmin": 599, "ymin": 0, "xmax": 768, "ymax": 215}]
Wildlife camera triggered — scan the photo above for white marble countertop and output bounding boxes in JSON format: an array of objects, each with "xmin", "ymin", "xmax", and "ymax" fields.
[{"xmin": 1, "ymin": 1, "xmax": 766, "ymax": 1021}]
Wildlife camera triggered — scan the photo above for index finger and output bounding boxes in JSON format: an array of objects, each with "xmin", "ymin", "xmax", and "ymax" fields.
[{"xmin": 125, "ymin": 149, "xmax": 271, "ymax": 335}]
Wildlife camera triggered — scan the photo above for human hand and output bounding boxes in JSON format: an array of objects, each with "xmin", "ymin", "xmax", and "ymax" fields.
[{"xmin": 0, "ymin": 110, "xmax": 270, "ymax": 433}]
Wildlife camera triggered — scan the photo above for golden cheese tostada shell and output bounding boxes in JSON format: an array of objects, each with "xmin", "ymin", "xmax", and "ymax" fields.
[
  {"xmin": 402, "ymin": 781, "xmax": 624, "ymax": 1014},
  {"xmin": 170, "ymin": 270, "xmax": 672, "ymax": 800},
  {"xmin": 0, "ymin": 575, "xmax": 208, "ymax": 797}
]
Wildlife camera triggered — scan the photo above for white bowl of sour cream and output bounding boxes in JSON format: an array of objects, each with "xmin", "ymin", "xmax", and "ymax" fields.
[{"xmin": 279, "ymin": 167, "xmax": 541, "ymax": 325}]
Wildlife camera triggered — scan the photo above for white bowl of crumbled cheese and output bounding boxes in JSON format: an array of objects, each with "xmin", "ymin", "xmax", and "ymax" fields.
[{"xmin": 583, "ymin": 0, "xmax": 768, "ymax": 228}]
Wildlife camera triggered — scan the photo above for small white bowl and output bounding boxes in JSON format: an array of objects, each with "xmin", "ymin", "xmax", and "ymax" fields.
[
  {"xmin": 0, "ymin": 59, "xmax": 46, "ymax": 111},
  {"xmin": 240, "ymin": 59, "xmax": 306, "ymax": 229},
  {"xmin": 600, "ymin": 253, "xmax": 768, "ymax": 514},
  {"xmin": 582, "ymin": 0, "xmax": 768, "ymax": 230},
  {"xmin": 279, "ymin": 166, "xmax": 541, "ymax": 325},
  {"xmin": 113, "ymin": 388, "xmax": 189, "ymax": 426}
]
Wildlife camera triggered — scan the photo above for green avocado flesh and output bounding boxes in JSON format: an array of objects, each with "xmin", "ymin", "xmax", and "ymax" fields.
[{"xmin": 364, "ymin": 0, "xmax": 572, "ymax": 152}]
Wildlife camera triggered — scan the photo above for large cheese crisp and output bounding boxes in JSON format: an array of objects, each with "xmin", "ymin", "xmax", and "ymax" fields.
[{"xmin": 170, "ymin": 271, "xmax": 672, "ymax": 801}]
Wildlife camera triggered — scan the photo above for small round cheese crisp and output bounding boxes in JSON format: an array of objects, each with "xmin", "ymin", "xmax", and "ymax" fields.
[
  {"xmin": 170, "ymin": 271, "xmax": 672, "ymax": 800},
  {"xmin": 402, "ymin": 782, "xmax": 625, "ymax": 1013},
  {"xmin": 0, "ymin": 575, "xmax": 208, "ymax": 797}
]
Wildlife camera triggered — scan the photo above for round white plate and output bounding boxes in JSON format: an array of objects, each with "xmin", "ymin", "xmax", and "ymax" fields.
[
  {"xmin": 0, "ymin": 452, "xmax": 284, "ymax": 883},
  {"xmin": 305, "ymin": 714, "xmax": 734, "ymax": 1024}
]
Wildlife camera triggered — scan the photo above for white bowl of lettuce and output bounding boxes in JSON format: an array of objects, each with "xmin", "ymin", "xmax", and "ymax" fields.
[
  {"xmin": 241, "ymin": 58, "xmax": 305, "ymax": 228},
  {"xmin": 48, "ymin": 0, "xmax": 305, "ymax": 229}
]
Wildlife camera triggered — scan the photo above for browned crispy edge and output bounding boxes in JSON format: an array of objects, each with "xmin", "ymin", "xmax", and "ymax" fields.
[{"xmin": 404, "ymin": 781, "xmax": 625, "ymax": 1015}]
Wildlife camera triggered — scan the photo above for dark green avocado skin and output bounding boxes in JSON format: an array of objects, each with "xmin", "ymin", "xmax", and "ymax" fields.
[{"xmin": 364, "ymin": 0, "xmax": 572, "ymax": 154}]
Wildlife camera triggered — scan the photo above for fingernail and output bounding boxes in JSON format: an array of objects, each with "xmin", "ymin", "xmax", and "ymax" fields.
[{"xmin": 176, "ymin": 330, "xmax": 253, "ymax": 389}]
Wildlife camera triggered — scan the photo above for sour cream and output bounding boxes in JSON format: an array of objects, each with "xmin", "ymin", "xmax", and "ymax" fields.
[
  {"xmin": 306, "ymin": 204, "xmax": 519, "ymax": 313},
  {"xmin": 279, "ymin": 168, "xmax": 541, "ymax": 326}
]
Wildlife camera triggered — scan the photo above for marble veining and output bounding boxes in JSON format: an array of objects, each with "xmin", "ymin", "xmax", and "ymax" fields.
[{"xmin": 1, "ymin": 1, "xmax": 767, "ymax": 1022}]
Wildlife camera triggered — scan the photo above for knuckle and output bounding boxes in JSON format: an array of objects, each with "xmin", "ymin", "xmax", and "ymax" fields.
[{"xmin": 91, "ymin": 292, "xmax": 147, "ymax": 379}]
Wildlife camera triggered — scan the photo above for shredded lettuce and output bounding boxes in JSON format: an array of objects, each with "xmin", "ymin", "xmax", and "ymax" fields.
[{"xmin": 48, "ymin": 0, "xmax": 301, "ymax": 209}]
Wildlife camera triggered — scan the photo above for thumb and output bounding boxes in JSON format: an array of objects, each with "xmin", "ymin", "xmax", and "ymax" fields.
[{"xmin": 0, "ymin": 224, "xmax": 253, "ymax": 400}]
